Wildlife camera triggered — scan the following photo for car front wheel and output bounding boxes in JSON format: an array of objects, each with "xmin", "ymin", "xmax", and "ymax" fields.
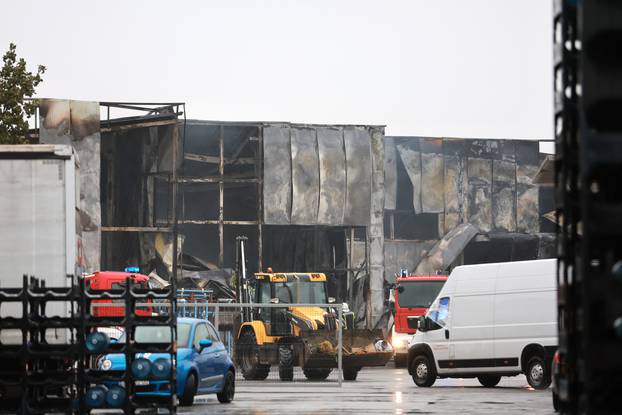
[
  {"xmin": 180, "ymin": 372, "xmax": 197, "ymax": 406},
  {"xmin": 217, "ymin": 370, "xmax": 235, "ymax": 403}
]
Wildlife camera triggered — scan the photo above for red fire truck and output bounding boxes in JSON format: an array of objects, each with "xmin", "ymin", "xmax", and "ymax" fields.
[
  {"xmin": 390, "ymin": 273, "xmax": 448, "ymax": 367},
  {"xmin": 84, "ymin": 270, "xmax": 153, "ymax": 317}
]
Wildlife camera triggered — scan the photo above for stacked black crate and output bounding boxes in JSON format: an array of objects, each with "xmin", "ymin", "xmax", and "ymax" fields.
[
  {"xmin": 555, "ymin": 0, "xmax": 622, "ymax": 413},
  {"xmin": 80, "ymin": 276, "xmax": 177, "ymax": 414},
  {"xmin": 0, "ymin": 275, "xmax": 82, "ymax": 414}
]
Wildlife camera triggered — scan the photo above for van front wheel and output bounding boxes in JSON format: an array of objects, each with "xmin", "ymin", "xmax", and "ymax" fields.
[
  {"xmin": 411, "ymin": 355, "xmax": 436, "ymax": 387},
  {"xmin": 478, "ymin": 375, "xmax": 501, "ymax": 387},
  {"xmin": 526, "ymin": 356, "xmax": 551, "ymax": 390}
]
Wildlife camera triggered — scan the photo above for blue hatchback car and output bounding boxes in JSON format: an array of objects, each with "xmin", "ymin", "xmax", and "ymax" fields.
[{"xmin": 99, "ymin": 317, "xmax": 235, "ymax": 406}]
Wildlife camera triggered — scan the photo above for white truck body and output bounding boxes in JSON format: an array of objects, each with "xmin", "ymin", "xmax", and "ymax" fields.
[
  {"xmin": 0, "ymin": 144, "xmax": 80, "ymax": 343},
  {"xmin": 408, "ymin": 259, "xmax": 557, "ymax": 380}
]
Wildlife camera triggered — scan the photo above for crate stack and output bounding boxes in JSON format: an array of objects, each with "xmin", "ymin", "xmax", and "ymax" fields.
[
  {"xmin": 554, "ymin": 0, "xmax": 622, "ymax": 413},
  {"xmin": 0, "ymin": 275, "xmax": 82, "ymax": 414},
  {"xmin": 79, "ymin": 276, "xmax": 177, "ymax": 414}
]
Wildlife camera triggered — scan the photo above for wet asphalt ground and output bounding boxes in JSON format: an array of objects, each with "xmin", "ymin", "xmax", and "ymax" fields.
[{"xmin": 182, "ymin": 366, "xmax": 556, "ymax": 414}]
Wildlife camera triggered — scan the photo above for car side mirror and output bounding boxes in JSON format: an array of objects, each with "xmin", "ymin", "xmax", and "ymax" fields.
[
  {"xmin": 199, "ymin": 338, "xmax": 213, "ymax": 351},
  {"xmin": 328, "ymin": 297, "xmax": 336, "ymax": 304},
  {"xmin": 418, "ymin": 316, "xmax": 427, "ymax": 332}
]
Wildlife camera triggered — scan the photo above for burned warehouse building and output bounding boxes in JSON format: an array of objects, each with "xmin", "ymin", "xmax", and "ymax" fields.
[{"xmin": 34, "ymin": 98, "xmax": 554, "ymax": 329}]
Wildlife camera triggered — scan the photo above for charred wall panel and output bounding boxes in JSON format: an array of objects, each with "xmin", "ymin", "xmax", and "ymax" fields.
[
  {"xmin": 384, "ymin": 137, "xmax": 397, "ymax": 211},
  {"xmin": 343, "ymin": 127, "xmax": 372, "ymax": 225},
  {"xmin": 443, "ymin": 139, "xmax": 468, "ymax": 233},
  {"xmin": 396, "ymin": 139, "xmax": 422, "ymax": 213},
  {"xmin": 262, "ymin": 125, "xmax": 292, "ymax": 224},
  {"xmin": 317, "ymin": 127, "xmax": 346, "ymax": 225},
  {"xmin": 290, "ymin": 128, "xmax": 320, "ymax": 225},
  {"xmin": 39, "ymin": 98, "xmax": 101, "ymax": 272},
  {"xmin": 516, "ymin": 141, "xmax": 540, "ymax": 233},
  {"xmin": 467, "ymin": 157, "xmax": 493, "ymax": 233},
  {"xmin": 384, "ymin": 240, "xmax": 436, "ymax": 282},
  {"xmin": 492, "ymin": 159, "xmax": 517, "ymax": 232},
  {"xmin": 420, "ymin": 139, "xmax": 444, "ymax": 214}
]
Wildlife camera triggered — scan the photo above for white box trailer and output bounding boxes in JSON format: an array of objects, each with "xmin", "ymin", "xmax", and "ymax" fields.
[
  {"xmin": 407, "ymin": 259, "xmax": 557, "ymax": 389},
  {"xmin": 0, "ymin": 144, "xmax": 81, "ymax": 343}
]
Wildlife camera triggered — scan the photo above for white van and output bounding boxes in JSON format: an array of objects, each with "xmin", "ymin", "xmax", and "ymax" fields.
[{"xmin": 407, "ymin": 259, "xmax": 557, "ymax": 389}]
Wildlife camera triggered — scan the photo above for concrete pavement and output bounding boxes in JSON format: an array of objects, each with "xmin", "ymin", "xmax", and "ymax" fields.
[{"xmin": 182, "ymin": 366, "xmax": 556, "ymax": 414}]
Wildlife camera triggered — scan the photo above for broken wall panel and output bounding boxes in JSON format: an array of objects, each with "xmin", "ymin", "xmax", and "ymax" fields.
[
  {"xmin": 396, "ymin": 139, "xmax": 422, "ymax": 213},
  {"xmin": 290, "ymin": 128, "xmax": 320, "ymax": 225},
  {"xmin": 317, "ymin": 127, "xmax": 346, "ymax": 225},
  {"xmin": 343, "ymin": 127, "xmax": 372, "ymax": 225},
  {"xmin": 384, "ymin": 137, "xmax": 397, "ymax": 210},
  {"xmin": 516, "ymin": 141, "xmax": 540, "ymax": 233},
  {"xmin": 39, "ymin": 98, "xmax": 101, "ymax": 273},
  {"xmin": 420, "ymin": 139, "xmax": 444, "ymax": 214},
  {"xmin": 262, "ymin": 125, "xmax": 292, "ymax": 224},
  {"xmin": 467, "ymin": 158, "xmax": 493, "ymax": 233},
  {"xmin": 492, "ymin": 159, "xmax": 517, "ymax": 232},
  {"xmin": 443, "ymin": 139, "xmax": 468, "ymax": 233},
  {"xmin": 384, "ymin": 240, "xmax": 436, "ymax": 283}
]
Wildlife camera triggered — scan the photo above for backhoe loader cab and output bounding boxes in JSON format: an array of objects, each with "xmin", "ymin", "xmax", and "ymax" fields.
[{"xmin": 235, "ymin": 271, "xmax": 393, "ymax": 382}]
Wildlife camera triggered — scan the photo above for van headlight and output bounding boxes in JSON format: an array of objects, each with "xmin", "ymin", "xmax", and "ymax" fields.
[{"xmin": 391, "ymin": 332, "xmax": 411, "ymax": 351}]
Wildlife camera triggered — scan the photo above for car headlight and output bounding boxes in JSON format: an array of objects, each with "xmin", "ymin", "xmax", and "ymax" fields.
[{"xmin": 100, "ymin": 359, "xmax": 112, "ymax": 371}]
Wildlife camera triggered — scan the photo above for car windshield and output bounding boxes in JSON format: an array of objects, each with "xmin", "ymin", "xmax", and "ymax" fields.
[
  {"xmin": 273, "ymin": 280, "xmax": 327, "ymax": 304},
  {"xmin": 397, "ymin": 280, "xmax": 445, "ymax": 308},
  {"xmin": 117, "ymin": 323, "xmax": 191, "ymax": 347}
]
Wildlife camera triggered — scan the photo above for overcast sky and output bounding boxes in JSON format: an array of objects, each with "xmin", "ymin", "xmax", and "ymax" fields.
[{"xmin": 2, "ymin": 0, "xmax": 553, "ymax": 143}]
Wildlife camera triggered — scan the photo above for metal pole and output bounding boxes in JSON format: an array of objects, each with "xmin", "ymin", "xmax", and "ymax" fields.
[
  {"xmin": 214, "ymin": 303, "xmax": 220, "ymax": 331},
  {"xmin": 218, "ymin": 125, "xmax": 225, "ymax": 268},
  {"xmin": 349, "ymin": 227, "xmax": 354, "ymax": 306},
  {"xmin": 257, "ymin": 126, "xmax": 263, "ymax": 272},
  {"xmin": 172, "ymin": 124, "xmax": 179, "ymax": 282},
  {"xmin": 338, "ymin": 304, "xmax": 343, "ymax": 387}
]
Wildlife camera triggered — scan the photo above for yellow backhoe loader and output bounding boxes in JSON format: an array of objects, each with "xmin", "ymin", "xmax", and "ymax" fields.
[{"xmin": 233, "ymin": 237, "xmax": 392, "ymax": 381}]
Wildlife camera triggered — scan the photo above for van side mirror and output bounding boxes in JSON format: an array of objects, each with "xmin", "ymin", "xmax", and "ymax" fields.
[
  {"xmin": 328, "ymin": 297, "xmax": 336, "ymax": 304},
  {"xmin": 417, "ymin": 316, "xmax": 427, "ymax": 332},
  {"xmin": 270, "ymin": 298, "xmax": 280, "ymax": 304},
  {"xmin": 397, "ymin": 286, "xmax": 405, "ymax": 294}
]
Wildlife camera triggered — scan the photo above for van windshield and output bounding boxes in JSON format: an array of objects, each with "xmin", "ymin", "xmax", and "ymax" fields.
[
  {"xmin": 397, "ymin": 281, "xmax": 445, "ymax": 308},
  {"xmin": 427, "ymin": 297, "xmax": 450, "ymax": 328}
]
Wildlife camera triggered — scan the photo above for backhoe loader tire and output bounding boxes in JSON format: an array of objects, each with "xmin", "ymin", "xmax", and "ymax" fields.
[
  {"xmin": 303, "ymin": 368, "xmax": 332, "ymax": 381},
  {"xmin": 343, "ymin": 367, "xmax": 360, "ymax": 381},
  {"xmin": 238, "ymin": 330, "xmax": 270, "ymax": 380},
  {"xmin": 278, "ymin": 345, "xmax": 294, "ymax": 381}
]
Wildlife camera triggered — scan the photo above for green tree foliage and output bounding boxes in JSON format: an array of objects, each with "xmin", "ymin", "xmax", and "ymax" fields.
[{"xmin": 0, "ymin": 43, "xmax": 45, "ymax": 144}]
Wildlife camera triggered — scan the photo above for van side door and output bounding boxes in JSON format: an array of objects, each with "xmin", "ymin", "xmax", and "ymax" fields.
[{"xmin": 447, "ymin": 294, "xmax": 495, "ymax": 373}]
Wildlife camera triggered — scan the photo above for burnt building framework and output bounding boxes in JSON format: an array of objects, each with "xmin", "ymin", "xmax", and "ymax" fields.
[
  {"xmin": 33, "ymin": 98, "xmax": 554, "ymax": 330},
  {"xmin": 380, "ymin": 136, "xmax": 555, "ymax": 281},
  {"xmin": 179, "ymin": 121, "xmax": 385, "ymax": 327}
]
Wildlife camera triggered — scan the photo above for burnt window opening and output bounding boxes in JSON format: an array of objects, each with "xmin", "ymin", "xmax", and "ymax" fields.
[
  {"xmin": 262, "ymin": 226, "xmax": 353, "ymax": 302},
  {"xmin": 178, "ymin": 122, "xmax": 261, "ymax": 271},
  {"xmin": 100, "ymin": 121, "xmax": 178, "ymax": 275}
]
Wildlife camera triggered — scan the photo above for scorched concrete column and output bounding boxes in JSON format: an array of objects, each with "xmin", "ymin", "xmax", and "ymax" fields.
[{"xmin": 368, "ymin": 127, "xmax": 385, "ymax": 328}]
